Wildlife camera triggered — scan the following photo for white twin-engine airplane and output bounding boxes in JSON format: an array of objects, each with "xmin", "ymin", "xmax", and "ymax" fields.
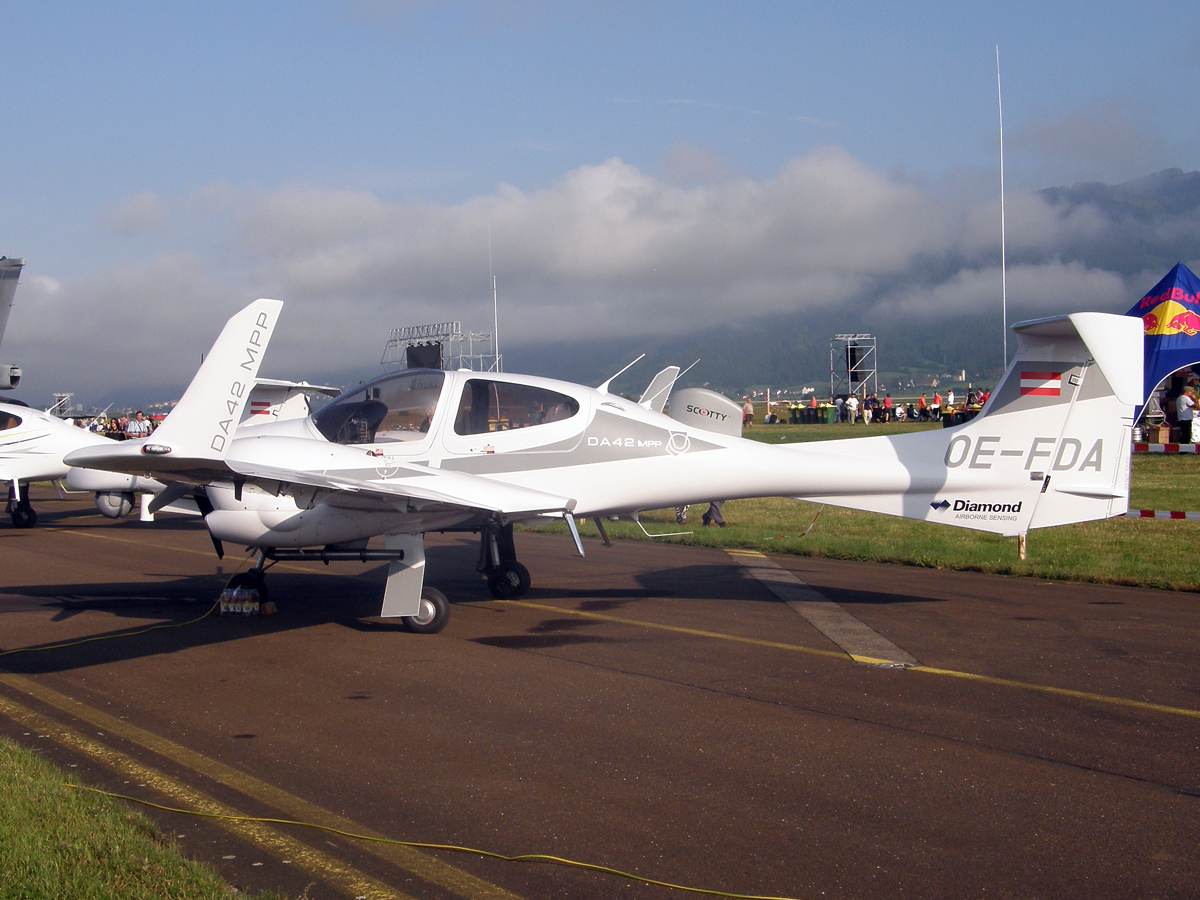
[{"xmin": 66, "ymin": 300, "xmax": 1142, "ymax": 634}]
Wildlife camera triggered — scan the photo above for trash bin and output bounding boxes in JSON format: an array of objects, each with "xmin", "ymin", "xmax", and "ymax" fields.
[
  {"xmin": 824, "ymin": 406, "xmax": 837, "ymax": 424},
  {"xmin": 789, "ymin": 407, "xmax": 800, "ymax": 424}
]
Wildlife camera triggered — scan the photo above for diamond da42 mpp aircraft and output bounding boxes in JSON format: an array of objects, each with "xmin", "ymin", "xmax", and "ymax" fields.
[{"xmin": 66, "ymin": 299, "xmax": 1142, "ymax": 633}]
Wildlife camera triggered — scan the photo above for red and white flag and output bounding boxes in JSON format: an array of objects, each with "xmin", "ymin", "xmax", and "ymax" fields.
[
  {"xmin": 248, "ymin": 400, "xmax": 273, "ymax": 416},
  {"xmin": 1020, "ymin": 371, "xmax": 1062, "ymax": 397}
]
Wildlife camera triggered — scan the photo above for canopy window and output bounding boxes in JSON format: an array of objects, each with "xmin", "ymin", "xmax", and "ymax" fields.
[
  {"xmin": 313, "ymin": 371, "xmax": 445, "ymax": 444},
  {"xmin": 454, "ymin": 380, "xmax": 579, "ymax": 436}
]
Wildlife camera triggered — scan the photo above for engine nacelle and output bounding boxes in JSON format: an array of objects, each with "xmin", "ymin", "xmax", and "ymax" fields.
[
  {"xmin": 203, "ymin": 486, "xmax": 473, "ymax": 548},
  {"xmin": 95, "ymin": 491, "xmax": 135, "ymax": 519},
  {"xmin": 0, "ymin": 364, "xmax": 20, "ymax": 390},
  {"xmin": 67, "ymin": 468, "xmax": 165, "ymax": 493}
]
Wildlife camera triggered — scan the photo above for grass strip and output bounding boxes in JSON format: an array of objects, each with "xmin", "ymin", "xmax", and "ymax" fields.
[{"xmin": 0, "ymin": 737, "xmax": 282, "ymax": 900}]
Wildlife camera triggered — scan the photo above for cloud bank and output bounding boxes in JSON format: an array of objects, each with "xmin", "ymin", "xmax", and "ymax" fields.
[{"xmin": 7, "ymin": 147, "xmax": 1196, "ymax": 403}]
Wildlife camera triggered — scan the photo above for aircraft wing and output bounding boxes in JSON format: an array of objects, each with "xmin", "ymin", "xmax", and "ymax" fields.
[{"xmin": 230, "ymin": 459, "xmax": 577, "ymax": 518}]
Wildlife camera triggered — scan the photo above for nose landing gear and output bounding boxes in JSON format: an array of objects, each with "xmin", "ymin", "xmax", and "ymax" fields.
[{"xmin": 479, "ymin": 522, "xmax": 531, "ymax": 600}]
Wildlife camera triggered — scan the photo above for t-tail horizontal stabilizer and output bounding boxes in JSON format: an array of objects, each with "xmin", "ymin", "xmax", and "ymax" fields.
[
  {"xmin": 789, "ymin": 312, "xmax": 1142, "ymax": 535},
  {"xmin": 64, "ymin": 299, "xmax": 283, "ymax": 479}
]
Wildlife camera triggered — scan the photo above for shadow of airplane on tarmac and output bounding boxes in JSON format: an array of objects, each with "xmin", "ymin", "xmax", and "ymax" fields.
[{"xmin": 2, "ymin": 514, "xmax": 943, "ymax": 674}]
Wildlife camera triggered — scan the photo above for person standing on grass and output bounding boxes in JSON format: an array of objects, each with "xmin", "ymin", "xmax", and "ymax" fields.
[
  {"xmin": 1177, "ymin": 389, "xmax": 1196, "ymax": 444},
  {"xmin": 742, "ymin": 398, "xmax": 754, "ymax": 428},
  {"xmin": 846, "ymin": 394, "xmax": 859, "ymax": 424},
  {"xmin": 701, "ymin": 501, "xmax": 726, "ymax": 528},
  {"xmin": 125, "ymin": 411, "xmax": 151, "ymax": 440}
]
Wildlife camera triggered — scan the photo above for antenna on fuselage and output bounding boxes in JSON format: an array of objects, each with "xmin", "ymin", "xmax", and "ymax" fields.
[
  {"xmin": 597, "ymin": 354, "xmax": 646, "ymax": 394},
  {"xmin": 488, "ymin": 220, "xmax": 502, "ymax": 372},
  {"xmin": 997, "ymin": 45, "xmax": 1008, "ymax": 369}
]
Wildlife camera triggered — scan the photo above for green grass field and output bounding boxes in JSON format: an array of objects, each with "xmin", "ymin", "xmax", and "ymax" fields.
[
  {"xmin": 533, "ymin": 422, "xmax": 1200, "ymax": 592},
  {"xmin": 0, "ymin": 738, "xmax": 280, "ymax": 900}
]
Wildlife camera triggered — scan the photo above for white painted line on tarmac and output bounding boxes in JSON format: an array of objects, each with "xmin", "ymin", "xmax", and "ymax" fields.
[{"xmin": 725, "ymin": 549, "xmax": 919, "ymax": 667}]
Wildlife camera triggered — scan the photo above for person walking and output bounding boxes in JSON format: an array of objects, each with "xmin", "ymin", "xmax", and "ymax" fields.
[{"xmin": 701, "ymin": 501, "xmax": 726, "ymax": 528}]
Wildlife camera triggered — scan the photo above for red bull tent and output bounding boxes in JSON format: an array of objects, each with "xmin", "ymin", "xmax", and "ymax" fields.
[{"xmin": 1125, "ymin": 261, "xmax": 1200, "ymax": 404}]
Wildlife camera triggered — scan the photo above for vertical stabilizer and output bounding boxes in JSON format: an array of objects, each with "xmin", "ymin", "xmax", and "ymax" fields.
[
  {"xmin": 0, "ymin": 258, "xmax": 26, "ymax": 390},
  {"xmin": 789, "ymin": 312, "xmax": 1142, "ymax": 535},
  {"xmin": 0, "ymin": 258, "xmax": 24, "ymax": 347}
]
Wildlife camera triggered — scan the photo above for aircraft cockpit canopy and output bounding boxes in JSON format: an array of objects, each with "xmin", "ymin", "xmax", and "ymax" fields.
[
  {"xmin": 0, "ymin": 411, "xmax": 22, "ymax": 431},
  {"xmin": 313, "ymin": 370, "xmax": 445, "ymax": 445}
]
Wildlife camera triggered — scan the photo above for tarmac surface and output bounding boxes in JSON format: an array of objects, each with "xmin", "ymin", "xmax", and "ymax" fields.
[{"xmin": 1, "ymin": 487, "xmax": 1199, "ymax": 900}]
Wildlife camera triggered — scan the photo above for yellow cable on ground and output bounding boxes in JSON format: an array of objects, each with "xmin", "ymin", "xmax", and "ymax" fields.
[
  {"xmin": 67, "ymin": 785, "xmax": 805, "ymax": 900},
  {"xmin": 0, "ymin": 601, "xmax": 220, "ymax": 658},
  {"xmin": 0, "ymin": 553, "xmax": 260, "ymax": 660}
]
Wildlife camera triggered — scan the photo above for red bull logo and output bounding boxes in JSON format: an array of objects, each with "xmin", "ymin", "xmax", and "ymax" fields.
[
  {"xmin": 1142, "ymin": 300, "xmax": 1200, "ymax": 337},
  {"xmin": 1168, "ymin": 310, "xmax": 1200, "ymax": 336}
]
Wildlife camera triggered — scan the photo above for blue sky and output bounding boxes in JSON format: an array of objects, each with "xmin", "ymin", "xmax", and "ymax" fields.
[{"xmin": 1, "ymin": 1, "xmax": 1198, "ymax": 401}]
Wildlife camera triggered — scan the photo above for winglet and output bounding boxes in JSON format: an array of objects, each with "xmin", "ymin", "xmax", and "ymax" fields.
[
  {"xmin": 67, "ymin": 299, "xmax": 282, "ymax": 479},
  {"xmin": 148, "ymin": 299, "xmax": 284, "ymax": 459}
]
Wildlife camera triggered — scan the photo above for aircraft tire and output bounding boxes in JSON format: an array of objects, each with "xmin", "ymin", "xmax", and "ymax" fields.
[
  {"xmin": 227, "ymin": 571, "xmax": 268, "ymax": 603},
  {"xmin": 487, "ymin": 561, "xmax": 530, "ymax": 600},
  {"xmin": 11, "ymin": 506, "xmax": 37, "ymax": 529},
  {"xmin": 405, "ymin": 587, "xmax": 450, "ymax": 634}
]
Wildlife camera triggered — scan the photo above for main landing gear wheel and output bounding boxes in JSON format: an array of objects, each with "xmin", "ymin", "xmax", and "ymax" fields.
[
  {"xmin": 226, "ymin": 570, "xmax": 268, "ymax": 603},
  {"xmin": 487, "ymin": 561, "xmax": 530, "ymax": 600},
  {"xmin": 404, "ymin": 587, "xmax": 450, "ymax": 634},
  {"xmin": 11, "ymin": 505, "xmax": 36, "ymax": 529}
]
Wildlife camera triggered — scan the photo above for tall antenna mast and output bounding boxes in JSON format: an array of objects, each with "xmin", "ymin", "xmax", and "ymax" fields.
[
  {"xmin": 488, "ymin": 220, "xmax": 502, "ymax": 372},
  {"xmin": 997, "ymin": 45, "xmax": 1008, "ymax": 369}
]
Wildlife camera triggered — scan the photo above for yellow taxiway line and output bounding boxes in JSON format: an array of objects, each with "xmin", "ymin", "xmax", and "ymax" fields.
[
  {"xmin": 0, "ymin": 674, "xmax": 523, "ymax": 900},
  {"xmin": 507, "ymin": 601, "xmax": 1200, "ymax": 721}
]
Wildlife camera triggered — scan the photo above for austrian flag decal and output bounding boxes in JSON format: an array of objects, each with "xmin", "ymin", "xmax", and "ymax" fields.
[
  {"xmin": 249, "ymin": 400, "xmax": 272, "ymax": 416},
  {"xmin": 1020, "ymin": 371, "xmax": 1062, "ymax": 397}
]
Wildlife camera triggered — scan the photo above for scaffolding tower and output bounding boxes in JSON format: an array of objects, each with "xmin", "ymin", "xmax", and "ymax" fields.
[
  {"xmin": 830, "ymin": 334, "xmax": 877, "ymax": 398},
  {"xmin": 381, "ymin": 321, "xmax": 500, "ymax": 373}
]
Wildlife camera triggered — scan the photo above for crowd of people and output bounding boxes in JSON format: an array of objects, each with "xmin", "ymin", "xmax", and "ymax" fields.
[
  {"xmin": 743, "ymin": 387, "xmax": 991, "ymax": 427},
  {"xmin": 834, "ymin": 387, "xmax": 990, "ymax": 424},
  {"xmin": 75, "ymin": 410, "xmax": 157, "ymax": 440}
]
